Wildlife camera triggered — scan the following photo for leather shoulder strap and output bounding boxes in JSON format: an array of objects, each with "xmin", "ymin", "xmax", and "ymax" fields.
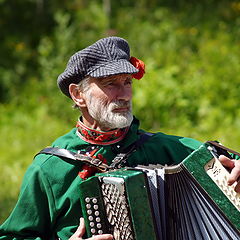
[
  {"xmin": 36, "ymin": 132, "xmax": 154, "ymax": 171},
  {"xmin": 110, "ymin": 132, "xmax": 154, "ymax": 169},
  {"xmin": 35, "ymin": 147, "xmax": 109, "ymax": 172}
]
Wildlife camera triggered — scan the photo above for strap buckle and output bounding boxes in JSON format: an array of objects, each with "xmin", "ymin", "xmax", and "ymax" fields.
[
  {"xmin": 109, "ymin": 153, "xmax": 128, "ymax": 169},
  {"xmin": 75, "ymin": 153, "xmax": 110, "ymax": 172}
]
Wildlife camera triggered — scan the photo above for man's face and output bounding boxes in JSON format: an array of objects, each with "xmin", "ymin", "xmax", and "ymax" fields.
[{"xmin": 83, "ymin": 74, "xmax": 133, "ymax": 130}]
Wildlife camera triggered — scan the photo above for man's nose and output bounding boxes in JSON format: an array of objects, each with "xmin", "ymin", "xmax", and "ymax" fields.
[{"xmin": 116, "ymin": 85, "xmax": 132, "ymax": 101}]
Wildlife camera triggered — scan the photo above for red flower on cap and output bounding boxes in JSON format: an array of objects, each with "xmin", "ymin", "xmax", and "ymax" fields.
[{"xmin": 129, "ymin": 56, "xmax": 145, "ymax": 80}]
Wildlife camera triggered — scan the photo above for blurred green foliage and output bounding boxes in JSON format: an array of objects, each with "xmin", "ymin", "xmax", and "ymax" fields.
[{"xmin": 1, "ymin": 0, "xmax": 240, "ymax": 223}]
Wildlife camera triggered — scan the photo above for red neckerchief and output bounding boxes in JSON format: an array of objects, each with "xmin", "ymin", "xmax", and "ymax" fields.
[
  {"xmin": 76, "ymin": 119, "xmax": 129, "ymax": 179},
  {"xmin": 76, "ymin": 120, "xmax": 129, "ymax": 145}
]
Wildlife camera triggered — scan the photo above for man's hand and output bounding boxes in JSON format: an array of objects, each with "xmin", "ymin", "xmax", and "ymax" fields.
[
  {"xmin": 69, "ymin": 218, "xmax": 113, "ymax": 240},
  {"xmin": 218, "ymin": 155, "xmax": 240, "ymax": 192}
]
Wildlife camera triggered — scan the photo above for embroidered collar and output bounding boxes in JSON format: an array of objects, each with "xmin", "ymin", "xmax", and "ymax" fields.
[{"xmin": 76, "ymin": 119, "xmax": 129, "ymax": 145}]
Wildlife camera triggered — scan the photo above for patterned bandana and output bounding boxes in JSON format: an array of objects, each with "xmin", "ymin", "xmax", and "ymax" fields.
[{"xmin": 76, "ymin": 119, "xmax": 129, "ymax": 145}]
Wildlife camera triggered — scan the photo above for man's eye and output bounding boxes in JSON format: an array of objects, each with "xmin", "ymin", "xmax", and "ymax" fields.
[{"xmin": 125, "ymin": 79, "xmax": 133, "ymax": 85}]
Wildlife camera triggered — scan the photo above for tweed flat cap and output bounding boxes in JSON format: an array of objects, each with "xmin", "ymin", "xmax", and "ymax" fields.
[{"xmin": 57, "ymin": 36, "xmax": 139, "ymax": 97}]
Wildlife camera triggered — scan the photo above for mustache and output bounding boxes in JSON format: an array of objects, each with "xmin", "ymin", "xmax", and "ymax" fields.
[{"xmin": 109, "ymin": 100, "xmax": 131, "ymax": 109}]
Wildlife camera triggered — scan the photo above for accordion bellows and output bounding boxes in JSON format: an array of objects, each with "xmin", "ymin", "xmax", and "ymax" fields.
[{"xmin": 79, "ymin": 143, "xmax": 240, "ymax": 240}]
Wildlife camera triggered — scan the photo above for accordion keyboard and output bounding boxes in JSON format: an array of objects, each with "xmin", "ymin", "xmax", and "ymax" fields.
[
  {"xmin": 205, "ymin": 157, "xmax": 240, "ymax": 211},
  {"xmin": 101, "ymin": 177, "xmax": 134, "ymax": 240}
]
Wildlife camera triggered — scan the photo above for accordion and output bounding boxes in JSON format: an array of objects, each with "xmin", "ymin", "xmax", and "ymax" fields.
[{"xmin": 79, "ymin": 143, "xmax": 240, "ymax": 240}]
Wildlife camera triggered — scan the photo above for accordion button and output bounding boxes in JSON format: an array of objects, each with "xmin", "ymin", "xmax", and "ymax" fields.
[
  {"xmin": 97, "ymin": 223, "xmax": 102, "ymax": 229},
  {"xmin": 90, "ymin": 222, "xmax": 95, "ymax": 227},
  {"xmin": 92, "ymin": 198, "xmax": 98, "ymax": 204},
  {"xmin": 96, "ymin": 217, "xmax": 101, "ymax": 222},
  {"xmin": 91, "ymin": 228, "xmax": 96, "ymax": 234},
  {"xmin": 86, "ymin": 204, "xmax": 91, "ymax": 209},
  {"xmin": 98, "ymin": 230, "xmax": 103, "ymax": 235},
  {"xmin": 87, "ymin": 210, "xmax": 92, "ymax": 215},
  {"xmin": 85, "ymin": 197, "xmax": 91, "ymax": 203},
  {"xmin": 95, "ymin": 211, "xmax": 100, "ymax": 216},
  {"xmin": 93, "ymin": 205, "xmax": 99, "ymax": 210},
  {"xmin": 88, "ymin": 216, "xmax": 94, "ymax": 221}
]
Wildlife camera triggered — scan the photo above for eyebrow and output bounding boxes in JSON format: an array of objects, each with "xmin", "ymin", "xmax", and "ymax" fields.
[{"xmin": 99, "ymin": 77, "xmax": 116, "ymax": 84}]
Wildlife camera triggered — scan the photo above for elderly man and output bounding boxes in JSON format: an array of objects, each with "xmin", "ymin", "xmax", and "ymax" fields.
[{"xmin": 0, "ymin": 37, "xmax": 239, "ymax": 240}]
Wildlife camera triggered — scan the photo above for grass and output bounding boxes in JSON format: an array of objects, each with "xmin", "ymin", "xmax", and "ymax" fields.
[{"xmin": 0, "ymin": 103, "xmax": 78, "ymax": 223}]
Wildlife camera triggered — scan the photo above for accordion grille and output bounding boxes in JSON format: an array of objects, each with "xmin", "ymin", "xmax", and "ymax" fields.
[{"xmin": 101, "ymin": 182, "xmax": 134, "ymax": 240}]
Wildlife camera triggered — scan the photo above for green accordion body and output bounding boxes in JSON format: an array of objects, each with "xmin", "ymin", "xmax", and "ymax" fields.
[
  {"xmin": 79, "ymin": 143, "xmax": 240, "ymax": 240},
  {"xmin": 79, "ymin": 170, "xmax": 157, "ymax": 240}
]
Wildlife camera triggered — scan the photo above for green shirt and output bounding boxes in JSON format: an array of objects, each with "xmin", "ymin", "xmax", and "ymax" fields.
[{"xmin": 0, "ymin": 118, "xmax": 201, "ymax": 240}]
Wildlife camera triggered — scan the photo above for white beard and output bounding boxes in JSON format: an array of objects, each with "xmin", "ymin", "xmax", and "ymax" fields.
[{"xmin": 85, "ymin": 91, "xmax": 133, "ymax": 129}]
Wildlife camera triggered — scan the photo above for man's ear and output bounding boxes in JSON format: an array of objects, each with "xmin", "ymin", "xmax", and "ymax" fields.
[{"xmin": 69, "ymin": 84, "xmax": 87, "ymax": 108}]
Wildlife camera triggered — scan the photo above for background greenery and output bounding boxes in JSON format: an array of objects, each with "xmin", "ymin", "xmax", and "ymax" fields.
[{"xmin": 1, "ymin": 0, "xmax": 240, "ymax": 223}]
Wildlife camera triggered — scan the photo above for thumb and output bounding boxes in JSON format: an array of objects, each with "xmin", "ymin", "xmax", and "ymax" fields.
[{"xmin": 75, "ymin": 217, "xmax": 86, "ymax": 238}]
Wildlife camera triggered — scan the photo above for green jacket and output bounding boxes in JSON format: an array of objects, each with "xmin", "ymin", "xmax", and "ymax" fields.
[{"xmin": 0, "ymin": 118, "xmax": 201, "ymax": 240}]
